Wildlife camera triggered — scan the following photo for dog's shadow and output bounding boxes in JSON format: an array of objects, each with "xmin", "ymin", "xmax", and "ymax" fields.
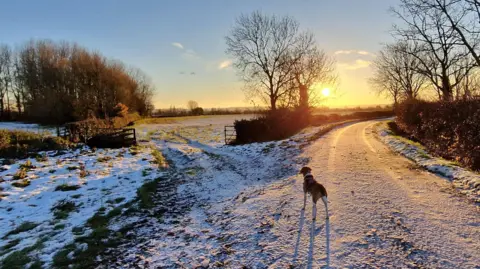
[
  {"xmin": 292, "ymin": 209, "xmax": 305, "ymax": 264},
  {"xmin": 292, "ymin": 209, "xmax": 325, "ymax": 268}
]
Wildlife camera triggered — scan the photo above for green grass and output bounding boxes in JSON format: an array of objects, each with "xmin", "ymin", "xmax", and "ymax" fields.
[
  {"xmin": 128, "ymin": 144, "xmax": 143, "ymax": 156},
  {"xmin": 1, "ymin": 239, "xmax": 45, "ymax": 269},
  {"xmin": 151, "ymin": 148, "xmax": 168, "ymax": 169},
  {"xmin": 261, "ymin": 143, "xmax": 276, "ymax": 154},
  {"xmin": 1, "ymin": 239, "xmax": 21, "ymax": 252},
  {"xmin": 185, "ymin": 166, "xmax": 205, "ymax": 176},
  {"xmin": 137, "ymin": 178, "xmax": 161, "ymax": 208},
  {"xmin": 97, "ymin": 156, "xmax": 112, "ymax": 163},
  {"xmin": 53, "ymin": 205, "xmax": 129, "ymax": 269},
  {"xmin": 0, "ymin": 129, "xmax": 71, "ymax": 160},
  {"xmin": 71, "ymin": 194, "xmax": 82, "ymax": 199},
  {"xmin": 2, "ymin": 249, "xmax": 32, "ymax": 269},
  {"xmin": 134, "ymin": 115, "xmax": 210, "ymax": 125},
  {"xmin": 54, "ymin": 224, "xmax": 66, "ymax": 230},
  {"xmin": 35, "ymin": 153, "xmax": 48, "ymax": 162},
  {"xmin": 4, "ymin": 221, "xmax": 38, "ymax": 238},
  {"xmin": 52, "ymin": 200, "xmax": 77, "ymax": 219},
  {"xmin": 107, "ymin": 197, "xmax": 126, "ymax": 204},
  {"xmin": 55, "ymin": 184, "xmax": 81, "ymax": 192},
  {"xmin": 12, "ymin": 179, "xmax": 30, "ymax": 188}
]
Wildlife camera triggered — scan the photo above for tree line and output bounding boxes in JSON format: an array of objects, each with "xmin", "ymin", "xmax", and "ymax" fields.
[
  {"xmin": 225, "ymin": 11, "xmax": 337, "ymax": 112},
  {"xmin": 370, "ymin": 0, "xmax": 480, "ymax": 106},
  {"xmin": 0, "ymin": 39, "xmax": 154, "ymax": 124}
]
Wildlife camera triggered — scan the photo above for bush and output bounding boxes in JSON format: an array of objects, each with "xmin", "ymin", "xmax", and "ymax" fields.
[
  {"xmin": 65, "ymin": 113, "xmax": 140, "ymax": 143},
  {"xmin": 233, "ymin": 108, "xmax": 310, "ymax": 144},
  {"xmin": 0, "ymin": 130, "xmax": 71, "ymax": 159},
  {"xmin": 113, "ymin": 103, "xmax": 129, "ymax": 118},
  {"xmin": 396, "ymin": 99, "xmax": 480, "ymax": 170}
]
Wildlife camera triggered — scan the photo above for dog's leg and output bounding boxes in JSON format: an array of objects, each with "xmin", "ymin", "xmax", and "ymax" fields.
[
  {"xmin": 312, "ymin": 203, "xmax": 317, "ymax": 220},
  {"xmin": 302, "ymin": 192, "xmax": 306, "ymax": 210},
  {"xmin": 322, "ymin": 196, "xmax": 329, "ymax": 219}
]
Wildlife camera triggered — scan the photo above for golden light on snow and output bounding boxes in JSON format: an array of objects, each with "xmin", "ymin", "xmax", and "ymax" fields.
[{"xmin": 322, "ymin": 88, "xmax": 331, "ymax": 97}]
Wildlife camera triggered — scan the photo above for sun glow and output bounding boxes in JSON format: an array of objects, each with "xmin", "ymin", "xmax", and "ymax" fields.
[{"xmin": 322, "ymin": 88, "xmax": 331, "ymax": 97}]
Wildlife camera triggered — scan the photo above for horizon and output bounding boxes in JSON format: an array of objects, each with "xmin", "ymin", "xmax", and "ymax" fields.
[{"xmin": 0, "ymin": 0, "xmax": 400, "ymax": 109}]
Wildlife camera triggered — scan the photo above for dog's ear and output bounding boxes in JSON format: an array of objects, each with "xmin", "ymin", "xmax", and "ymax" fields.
[{"xmin": 299, "ymin": 166, "xmax": 311, "ymax": 174}]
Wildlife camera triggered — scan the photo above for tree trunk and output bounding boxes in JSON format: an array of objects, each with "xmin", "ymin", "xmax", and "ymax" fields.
[
  {"xmin": 270, "ymin": 95, "xmax": 277, "ymax": 111},
  {"xmin": 298, "ymin": 84, "xmax": 308, "ymax": 109},
  {"xmin": 441, "ymin": 76, "xmax": 453, "ymax": 101}
]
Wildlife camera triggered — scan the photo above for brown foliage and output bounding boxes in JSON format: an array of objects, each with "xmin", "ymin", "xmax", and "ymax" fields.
[
  {"xmin": 2, "ymin": 39, "xmax": 154, "ymax": 124},
  {"xmin": 396, "ymin": 99, "xmax": 480, "ymax": 170}
]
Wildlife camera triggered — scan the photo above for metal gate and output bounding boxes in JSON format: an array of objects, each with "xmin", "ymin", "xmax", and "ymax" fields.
[{"xmin": 224, "ymin": 126, "xmax": 236, "ymax": 145}]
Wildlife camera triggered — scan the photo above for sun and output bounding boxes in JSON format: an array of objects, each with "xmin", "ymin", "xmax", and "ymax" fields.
[{"xmin": 322, "ymin": 88, "xmax": 331, "ymax": 97}]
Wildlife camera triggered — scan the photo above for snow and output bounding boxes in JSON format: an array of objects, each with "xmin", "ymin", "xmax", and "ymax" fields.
[
  {"xmin": 1, "ymin": 119, "xmax": 479, "ymax": 268},
  {"xmin": 376, "ymin": 122, "xmax": 480, "ymax": 204},
  {"xmin": 0, "ymin": 145, "xmax": 164, "ymax": 263}
]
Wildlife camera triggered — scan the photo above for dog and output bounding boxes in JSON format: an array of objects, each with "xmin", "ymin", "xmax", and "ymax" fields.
[{"xmin": 300, "ymin": 166, "xmax": 328, "ymax": 220}]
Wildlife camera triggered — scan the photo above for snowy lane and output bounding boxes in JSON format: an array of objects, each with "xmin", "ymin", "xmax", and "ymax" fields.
[{"xmin": 309, "ymin": 121, "xmax": 480, "ymax": 268}]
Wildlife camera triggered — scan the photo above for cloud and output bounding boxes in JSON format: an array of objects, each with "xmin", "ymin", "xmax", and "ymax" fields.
[
  {"xmin": 338, "ymin": 59, "xmax": 372, "ymax": 70},
  {"xmin": 334, "ymin": 50, "xmax": 375, "ymax": 57},
  {"xmin": 172, "ymin": 42, "xmax": 184, "ymax": 49},
  {"xmin": 218, "ymin": 60, "xmax": 232, "ymax": 70}
]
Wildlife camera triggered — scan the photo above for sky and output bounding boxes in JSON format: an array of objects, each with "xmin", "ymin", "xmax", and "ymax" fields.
[{"xmin": 0, "ymin": 0, "xmax": 401, "ymax": 109}]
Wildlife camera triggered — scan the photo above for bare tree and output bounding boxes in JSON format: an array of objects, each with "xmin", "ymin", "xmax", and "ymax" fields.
[
  {"xmin": 370, "ymin": 41, "xmax": 426, "ymax": 105},
  {"xmin": 226, "ymin": 11, "xmax": 314, "ymax": 110},
  {"xmin": 0, "ymin": 44, "xmax": 14, "ymax": 118},
  {"xmin": 187, "ymin": 100, "xmax": 198, "ymax": 111},
  {"xmin": 369, "ymin": 57, "xmax": 403, "ymax": 107},
  {"xmin": 392, "ymin": 0, "xmax": 476, "ymax": 101},
  {"xmin": 287, "ymin": 45, "xmax": 337, "ymax": 109},
  {"xmin": 421, "ymin": 0, "xmax": 480, "ymax": 66}
]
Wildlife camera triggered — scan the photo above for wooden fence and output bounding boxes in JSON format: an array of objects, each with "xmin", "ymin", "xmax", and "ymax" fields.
[{"xmin": 59, "ymin": 125, "xmax": 136, "ymax": 147}]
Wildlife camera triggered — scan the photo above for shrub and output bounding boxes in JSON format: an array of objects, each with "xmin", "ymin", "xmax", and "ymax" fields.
[
  {"xmin": 396, "ymin": 99, "xmax": 480, "ymax": 170},
  {"xmin": 13, "ymin": 168, "xmax": 27, "ymax": 181},
  {"xmin": 113, "ymin": 103, "xmax": 129, "ymax": 118},
  {"xmin": 65, "ymin": 113, "xmax": 141, "ymax": 143},
  {"xmin": 20, "ymin": 160, "xmax": 36, "ymax": 171},
  {"xmin": 234, "ymin": 108, "xmax": 310, "ymax": 144},
  {"xmin": 12, "ymin": 179, "xmax": 30, "ymax": 188}
]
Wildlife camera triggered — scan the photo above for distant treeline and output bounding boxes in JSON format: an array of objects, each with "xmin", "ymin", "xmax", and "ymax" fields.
[
  {"xmin": 153, "ymin": 107, "xmax": 265, "ymax": 117},
  {"xmin": 0, "ymin": 39, "xmax": 154, "ymax": 124}
]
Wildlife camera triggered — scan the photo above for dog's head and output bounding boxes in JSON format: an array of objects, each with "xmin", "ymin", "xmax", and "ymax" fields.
[{"xmin": 299, "ymin": 166, "xmax": 312, "ymax": 176}]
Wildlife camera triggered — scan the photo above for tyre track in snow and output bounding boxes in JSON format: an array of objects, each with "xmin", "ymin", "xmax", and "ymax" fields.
[{"xmin": 99, "ymin": 133, "xmax": 307, "ymax": 268}]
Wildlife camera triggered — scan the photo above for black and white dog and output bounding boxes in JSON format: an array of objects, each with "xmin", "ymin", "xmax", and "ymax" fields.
[{"xmin": 300, "ymin": 166, "xmax": 328, "ymax": 220}]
